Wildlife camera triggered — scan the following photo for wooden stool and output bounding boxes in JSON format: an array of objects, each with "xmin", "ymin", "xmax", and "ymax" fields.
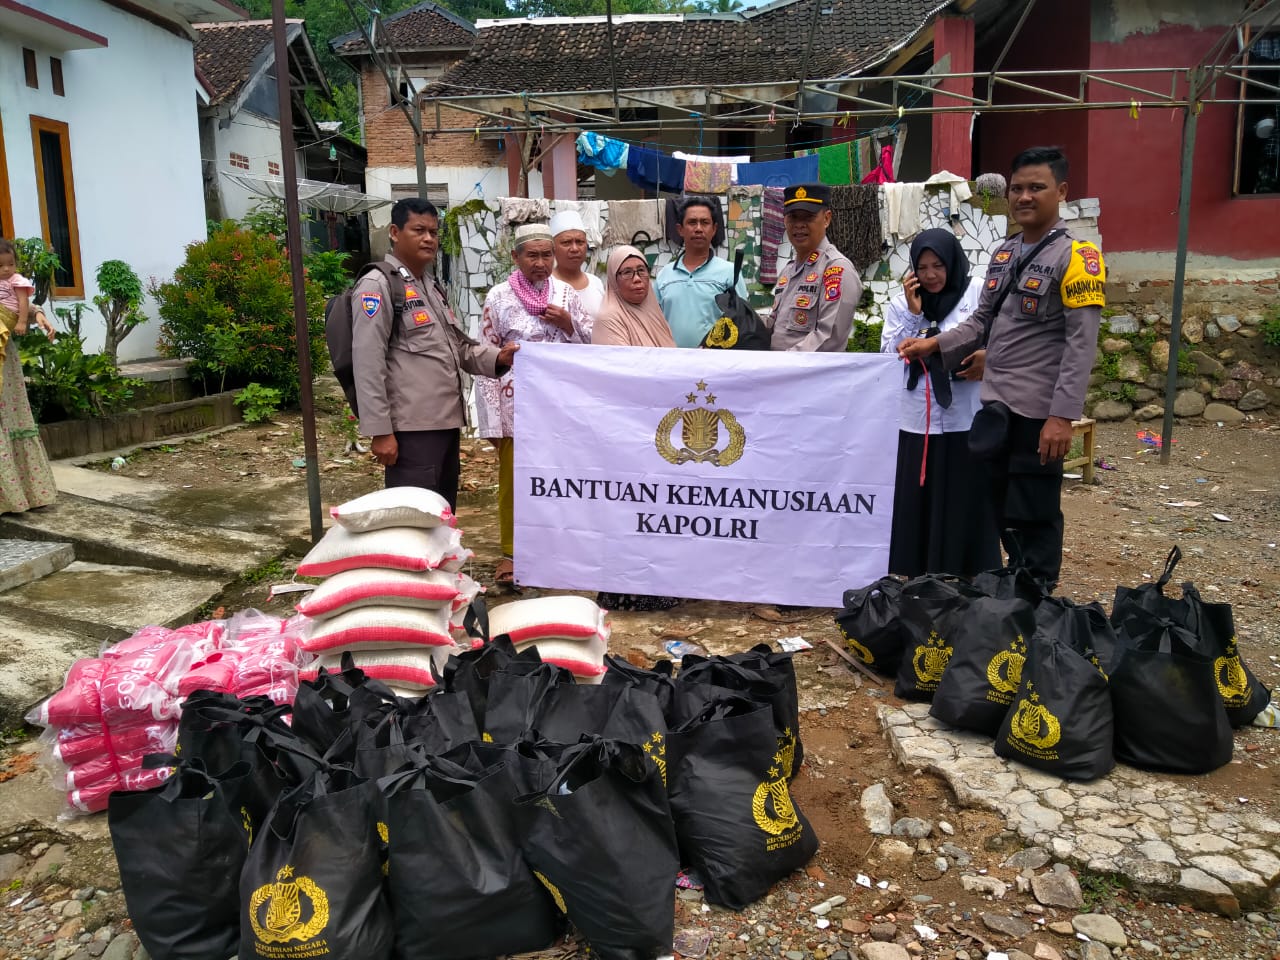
[{"xmin": 1063, "ymin": 418, "xmax": 1096, "ymax": 483}]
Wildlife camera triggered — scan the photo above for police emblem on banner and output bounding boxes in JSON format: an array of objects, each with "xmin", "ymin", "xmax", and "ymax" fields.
[{"xmin": 655, "ymin": 380, "xmax": 746, "ymax": 467}]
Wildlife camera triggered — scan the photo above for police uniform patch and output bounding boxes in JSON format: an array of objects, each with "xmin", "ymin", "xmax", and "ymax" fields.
[
  {"xmin": 805, "ymin": 272, "xmax": 819, "ymax": 282},
  {"xmin": 414, "ymin": 310, "xmax": 431, "ymax": 325},
  {"xmin": 793, "ymin": 311, "xmax": 809, "ymax": 326},
  {"xmin": 986, "ymin": 277, "xmax": 999, "ymax": 290},
  {"xmin": 824, "ymin": 273, "xmax": 842, "ymax": 302},
  {"xmin": 993, "ymin": 250, "xmax": 1012, "ymax": 264},
  {"xmin": 795, "ymin": 295, "xmax": 812, "ymax": 308},
  {"xmin": 1024, "ymin": 277, "xmax": 1043, "ymax": 292},
  {"xmin": 823, "ymin": 265, "xmax": 844, "ymax": 278},
  {"xmin": 1061, "ymin": 241, "xmax": 1107, "ymax": 308},
  {"xmin": 405, "ymin": 288, "xmax": 419, "ymax": 299},
  {"xmin": 806, "ymin": 251, "xmax": 820, "ymax": 264},
  {"xmin": 360, "ymin": 293, "xmax": 381, "ymax": 318},
  {"xmin": 1021, "ymin": 295, "xmax": 1040, "ymax": 315},
  {"xmin": 776, "ymin": 274, "xmax": 790, "ymax": 288}
]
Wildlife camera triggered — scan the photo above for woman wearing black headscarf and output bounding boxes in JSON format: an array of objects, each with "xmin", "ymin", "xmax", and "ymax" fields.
[{"xmin": 880, "ymin": 228, "xmax": 1000, "ymax": 578}]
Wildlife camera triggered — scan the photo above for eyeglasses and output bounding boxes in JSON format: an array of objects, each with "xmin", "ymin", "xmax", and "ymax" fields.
[{"xmin": 617, "ymin": 267, "xmax": 650, "ymax": 280}]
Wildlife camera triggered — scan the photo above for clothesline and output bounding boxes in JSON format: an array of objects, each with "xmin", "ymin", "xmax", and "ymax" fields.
[{"xmin": 577, "ymin": 124, "xmax": 909, "ymax": 196}]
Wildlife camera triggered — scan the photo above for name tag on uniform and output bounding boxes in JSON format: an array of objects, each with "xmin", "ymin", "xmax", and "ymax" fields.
[{"xmin": 414, "ymin": 309, "xmax": 432, "ymax": 325}]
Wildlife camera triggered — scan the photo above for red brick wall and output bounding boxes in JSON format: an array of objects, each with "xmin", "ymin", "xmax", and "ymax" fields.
[{"xmin": 359, "ymin": 64, "xmax": 499, "ymax": 170}]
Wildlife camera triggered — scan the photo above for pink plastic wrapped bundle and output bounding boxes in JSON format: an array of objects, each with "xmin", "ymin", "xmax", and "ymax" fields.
[
  {"xmin": 51, "ymin": 721, "xmax": 175, "ymax": 767},
  {"xmin": 98, "ymin": 640, "xmax": 195, "ymax": 724},
  {"xmin": 177, "ymin": 651, "xmax": 243, "ymax": 697},
  {"xmin": 99, "ymin": 625, "xmax": 175, "ymax": 659},
  {"xmin": 224, "ymin": 609, "xmax": 287, "ymax": 650},
  {"xmin": 69, "ymin": 766, "xmax": 171, "ymax": 814},
  {"xmin": 36, "ymin": 659, "xmax": 107, "ymax": 728}
]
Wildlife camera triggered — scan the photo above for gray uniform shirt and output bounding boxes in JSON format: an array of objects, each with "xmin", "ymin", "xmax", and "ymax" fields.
[
  {"xmin": 934, "ymin": 221, "xmax": 1105, "ymax": 422},
  {"xmin": 351, "ymin": 253, "xmax": 501, "ymax": 437},
  {"xmin": 769, "ymin": 238, "xmax": 861, "ymax": 352}
]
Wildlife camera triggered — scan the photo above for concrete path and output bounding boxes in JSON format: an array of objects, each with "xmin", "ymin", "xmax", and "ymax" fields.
[{"xmin": 880, "ymin": 703, "xmax": 1280, "ymax": 917}]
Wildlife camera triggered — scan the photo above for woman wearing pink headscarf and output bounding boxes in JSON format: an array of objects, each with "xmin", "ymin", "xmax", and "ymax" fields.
[{"xmin": 590, "ymin": 246, "xmax": 676, "ymax": 348}]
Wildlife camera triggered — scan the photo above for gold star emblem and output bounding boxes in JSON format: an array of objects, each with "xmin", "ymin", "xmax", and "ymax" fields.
[
  {"xmin": 695, "ymin": 380, "xmax": 707, "ymax": 391},
  {"xmin": 768, "ymin": 766, "xmax": 780, "ymax": 779},
  {"xmin": 705, "ymin": 393, "xmax": 717, "ymax": 404},
  {"xmin": 686, "ymin": 392, "xmax": 697, "ymax": 403},
  {"xmin": 652, "ymin": 732, "xmax": 663, "ymax": 744},
  {"xmin": 773, "ymin": 752, "xmax": 784, "ymax": 765}
]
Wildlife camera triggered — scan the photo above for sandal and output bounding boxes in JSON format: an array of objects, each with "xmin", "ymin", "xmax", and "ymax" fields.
[{"xmin": 494, "ymin": 557, "xmax": 523, "ymax": 594}]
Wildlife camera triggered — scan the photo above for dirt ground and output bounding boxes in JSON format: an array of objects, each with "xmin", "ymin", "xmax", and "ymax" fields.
[{"xmin": 51, "ymin": 407, "xmax": 1280, "ymax": 957}]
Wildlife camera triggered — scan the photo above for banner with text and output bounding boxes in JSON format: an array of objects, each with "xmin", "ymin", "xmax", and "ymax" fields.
[{"xmin": 514, "ymin": 344, "xmax": 901, "ymax": 607}]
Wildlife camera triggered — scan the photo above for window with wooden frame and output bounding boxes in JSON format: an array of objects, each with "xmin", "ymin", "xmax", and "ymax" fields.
[
  {"xmin": 1234, "ymin": 28, "xmax": 1280, "ymax": 196},
  {"xmin": 51, "ymin": 58, "xmax": 65, "ymax": 97},
  {"xmin": 30, "ymin": 116, "xmax": 83, "ymax": 297},
  {"xmin": 23, "ymin": 48, "xmax": 38, "ymax": 88},
  {"xmin": 0, "ymin": 112, "xmax": 14, "ymax": 240}
]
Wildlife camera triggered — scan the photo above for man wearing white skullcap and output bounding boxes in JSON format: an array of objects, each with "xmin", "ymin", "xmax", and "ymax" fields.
[{"xmin": 550, "ymin": 210, "xmax": 606, "ymax": 319}]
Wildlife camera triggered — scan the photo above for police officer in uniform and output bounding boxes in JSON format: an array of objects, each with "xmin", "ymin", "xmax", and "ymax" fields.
[
  {"xmin": 899, "ymin": 147, "xmax": 1105, "ymax": 589},
  {"xmin": 769, "ymin": 183, "xmax": 860, "ymax": 351},
  {"xmin": 352, "ymin": 197, "xmax": 517, "ymax": 508}
]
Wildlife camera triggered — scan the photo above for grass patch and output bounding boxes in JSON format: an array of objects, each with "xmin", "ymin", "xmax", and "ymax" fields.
[{"xmin": 1079, "ymin": 871, "xmax": 1126, "ymax": 909}]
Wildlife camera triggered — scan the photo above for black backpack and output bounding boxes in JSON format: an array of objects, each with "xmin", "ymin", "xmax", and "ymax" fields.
[{"xmin": 325, "ymin": 261, "xmax": 409, "ymax": 417}]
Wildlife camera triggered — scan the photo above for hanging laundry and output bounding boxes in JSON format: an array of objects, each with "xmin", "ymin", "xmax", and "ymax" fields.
[
  {"xmin": 682, "ymin": 159, "xmax": 735, "ymax": 194},
  {"xmin": 626, "ymin": 145, "xmax": 687, "ymax": 193},
  {"xmin": 861, "ymin": 144, "xmax": 897, "ymax": 185},
  {"xmin": 759, "ymin": 187, "xmax": 786, "ymax": 286},
  {"xmin": 735, "ymin": 155, "xmax": 819, "ymax": 188},
  {"xmin": 854, "ymin": 137, "xmax": 875, "ymax": 185},
  {"xmin": 923, "ymin": 170, "xmax": 974, "ymax": 216},
  {"xmin": 891, "ymin": 125, "xmax": 909, "ymax": 180},
  {"xmin": 498, "ymin": 197, "xmax": 551, "ymax": 227},
  {"xmin": 880, "ymin": 182, "xmax": 925, "ymax": 243},
  {"xmin": 828, "ymin": 184, "xmax": 884, "ymax": 273},
  {"xmin": 603, "ymin": 199, "xmax": 663, "ymax": 247},
  {"xmin": 576, "ymin": 132, "xmax": 629, "ymax": 174},
  {"xmin": 816, "ymin": 141, "xmax": 855, "ymax": 186}
]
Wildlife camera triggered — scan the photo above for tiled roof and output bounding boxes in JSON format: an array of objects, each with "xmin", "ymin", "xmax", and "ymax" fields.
[
  {"xmin": 195, "ymin": 20, "xmax": 278, "ymax": 106},
  {"xmin": 426, "ymin": 0, "xmax": 952, "ymax": 97},
  {"xmin": 330, "ymin": 1, "xmax": 476, "ymax": 56}
]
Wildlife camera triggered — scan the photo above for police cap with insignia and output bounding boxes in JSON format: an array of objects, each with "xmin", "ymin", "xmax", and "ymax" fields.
[{"xmin": 782, "ymin": 183, "xmax": 831, "ymax": 214}]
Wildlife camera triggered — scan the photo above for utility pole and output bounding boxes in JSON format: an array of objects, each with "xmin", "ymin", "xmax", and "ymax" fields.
[{"xmin": 271, "ymin": 0, "xmax": 324, "ymax": 541}]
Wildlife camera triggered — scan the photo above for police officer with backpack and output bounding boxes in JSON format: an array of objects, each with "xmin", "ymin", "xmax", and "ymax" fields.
[{"xmin": 349, "ymin": 198, "xmax": 517, "ymax": 508}]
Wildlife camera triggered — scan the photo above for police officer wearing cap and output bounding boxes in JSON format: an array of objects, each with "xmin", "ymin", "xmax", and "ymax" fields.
[{"xmin": 769, "ymin": 183, "xmax": 860, "ymax": 352}]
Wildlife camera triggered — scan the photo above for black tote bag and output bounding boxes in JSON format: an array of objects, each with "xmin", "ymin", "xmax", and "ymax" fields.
[
  {"xmin": 379, "ymin": 751, "xmax": 559, "ymax": 960},
  {"xmin": 515, "ymin": 738, "xmax": 678, "ymax": 960},
  {"xmin": 239, "ymin": 766, "xmax": 393, "ymax": 960},
  {"xmin": 834, "ymin": 576, "xmax": 905, "ymax": 677},
  {"xmin": 895, "ymin": 575, "xmax": 983, "ymax": 701},
  {"xmin": 995, "ymin": 632, "xmax": 1115, "ymax": 781},
  {"xmin": 110, "ymin": 760, "xmax": 251, "ymax": 960},
  {"xmin": 929, "ymin": 595, "xmax": 1038, "ymax": 736},
  {"xmin": 677, "ymin": 644, "xmax": 803, "ymax": 779},
  {"xmin": 1109, "ymin": 616, "xmax": 1234, "ymax": 774},
  {"xmin": 666, "ymin": 695, "xmax": 817, "ymax": 910},
  {"xmin": 602, "ymin": 655, "xmax": 678, "ymax": 720},
  {"xmin": 483, "ymin": 657, "xmax": 577, "ymax": 744},
  {"xmin": 1035, "ymin": 596, "xmax": 1118, "ymax": 672}
]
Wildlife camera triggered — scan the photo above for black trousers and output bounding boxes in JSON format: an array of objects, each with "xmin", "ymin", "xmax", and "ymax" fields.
[
  {"xmin": 981, "ymin": 412, "xmax": 1064, "ymax": 588},
  {"xmin": 385, "ymin": 428, "xmax": 461, "ymax": 511}
]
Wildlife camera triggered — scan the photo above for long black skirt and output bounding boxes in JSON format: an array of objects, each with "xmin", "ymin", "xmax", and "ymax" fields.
[{"xmin": 888, "ymin": 429, "xmax": 1001, "ymax": 579}]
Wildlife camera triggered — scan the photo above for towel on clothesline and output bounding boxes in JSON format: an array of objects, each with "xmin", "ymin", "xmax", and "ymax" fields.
[
  {"xmin": 549, "ymin": 199, "xmax": 606, "ymax": 247},
  {"xmin": 498, "ymin": 197, "xmax": 550, "ymax": 227},
  {"xmin": 736, "ymin": 155, "xmax": 819, "ymax": 188},
  {"xmin": 828, "ymin": 184, "xmax": 883, "ymax": 274},
  {"xmin": 924, "ymin": 170, "xmax": 974, "ymax": 216},
  {"xmin": 626, "ymin": 145, "xmax": 687, "ymax": 193},
  {"xmin": 683, "ymin": 159, "xmax": 735, "ymax": 194},
  {"xmin": 576, "ymin": 132, "xmax": 629, "ymax": 174},
  {"xmin": 816, "ymin": 142, "xmax": 855, "ymax": 185},
  {"xmin": 880, "ymin": 182, "xmax": 925, "ymax": 243},
  {"xmin": 603, "ymin": 199, "xmax": 663, "ymax": 247},
  {"xmin": 861, "ymin": 144, "xmax": 896, "ymax": 185},
  {"xmin": 759, "ymin": 187, "xmax": 786, "ymax": 286}
]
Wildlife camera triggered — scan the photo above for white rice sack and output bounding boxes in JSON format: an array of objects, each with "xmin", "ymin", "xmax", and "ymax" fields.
[
  {"xmin": 296, "ymin": 524, "xmax": 464, "ymax": 578},
  {"xmin": 488, "ymin": 596, "xmax": 610, "ymax": 646},
  {"xmin": 296, "ymin": 568, "xmax": 465, "ymax": 620},
  {"xmin": 438, "ymin": 547, "xmax": 473, "ymax": 574},
  {"xmin": 514, "ymin": 636, "xmax": 607, "ymax": 680},
  {"xmin": 330, "ymin": 487, "xmax": 453, "ymax": 532},
  {"xmin": 299, "ymin": 606, "xmax": 456, "ymax": 654},
  {"xmin": 298, "ymin": 646, "xmax": 456, "ymax": 691}
]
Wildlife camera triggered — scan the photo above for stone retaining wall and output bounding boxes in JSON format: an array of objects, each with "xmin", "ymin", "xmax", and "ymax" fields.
[{"xmin": 37, "ymin": 391, "xmax": 243, "ymax": 460}]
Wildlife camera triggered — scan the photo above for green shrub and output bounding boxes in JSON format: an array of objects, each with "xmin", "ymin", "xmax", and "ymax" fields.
[
  {"xmin": 94, "ymin": 259, "xmax": 146, "ymax": 366},
  {"xmin": 234, "ymin": 382, "xmax": 283, "ymax": 423},
  {"xmin": 1263, "ymin": 306, "xmax": 1280, "ymax": 348},
  {"xmin": 846, "ymin": 320, "xmax": 884, "ymax": 354},
  {"xmin": 18, "ymin": 329, "xmax": 140, "ymax": 422},
  {"xmin": 151, "ymin": 224, "xmax": 326, "ymax": 404},
  {"xmin": 303, "ymin": 249, "xmax": 352, "ymax": 298},
  {"xmin": 13, "ymin": 238, "xmax": 62, "ymax": 306}
]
